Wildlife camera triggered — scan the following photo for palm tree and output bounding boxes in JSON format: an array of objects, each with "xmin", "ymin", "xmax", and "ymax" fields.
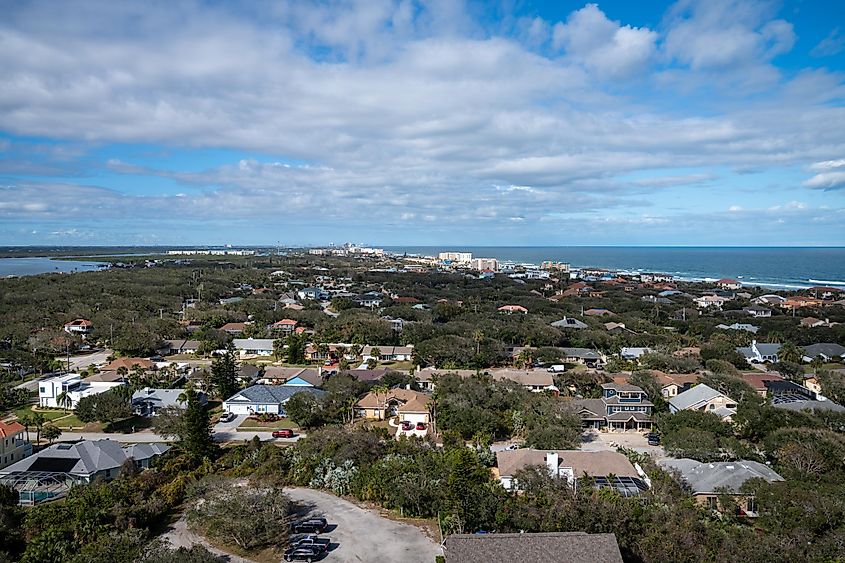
[
  {"xmin": 19, "ymin": 413, "xmax": 33, "ymax": 442},
  {"xmin": 370, "ymin": 347, "xmax": 382, "ymax": 362},
  {"xmin": 779, "ymin": 341, "xmax": 802, "ymax": 364},
  {"xmin": 810, "ymin": 356, "xmax": 824, "ymax": 374},
  {"xmin": 370, "ymin": 384, "xmax": 390, "ymax": 420},
  {"xmin": 516, "ymin": 349, "xmax": 534, "ymax": 370},
  {"xmin": 56, "ymin": 391, "xmax": 71, "ymax": 413},
  {"xmin": 472, "ymin": 329, "xmax": 484, "ymax": 355},
  {"xmin": 33, "ymin": 412, "xmax": 45, "ymax": 445},
  {"xmin": 116, "ymin": 366, "xmax": 129, "ymax": 381},
  {"xmin": 350, "ymin": 344, "xmax": 363, "ymax": 359}
]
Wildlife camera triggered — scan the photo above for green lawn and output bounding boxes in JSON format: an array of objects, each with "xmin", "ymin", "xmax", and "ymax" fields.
[
  {"xmin": 11, "ymin": 405, "xmax": 68, "ymax": 421},
  {"xmin": 237, "ymin": 418, "xmax": 299, "ymax": 431}
]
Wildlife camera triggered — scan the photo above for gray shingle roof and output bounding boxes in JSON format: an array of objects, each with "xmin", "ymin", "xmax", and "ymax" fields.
[
  {"xmin": 560, "ymin": 348, "xmax": 602, "ymax": 360},
  {"xmin": 225, "ymin": 384, "xmax": 325, "ymax": 404},
  {"xmin": 669, "ymin": 384, "xmax": 731, "ymax": 411},
  {"xmin": 802, "ymin": 343, "xmax": 845, "ymax": 359},
  {"xmin": 443, "ymin": 532, "xmax": 623, "ymax": 563},
  {"xmin": 0, "ymin": 439, "xmax": 170, "ymax": 477},
  {"xmin": 659, "ymin": 459, "xmax": 783, "ymax": 494}
]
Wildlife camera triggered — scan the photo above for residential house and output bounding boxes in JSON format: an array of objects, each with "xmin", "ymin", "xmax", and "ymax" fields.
[
  {"xmin": 716, "ymin": 278, "xmax": 741, "ymax": 290},
  {"xmin": 583, "ymin": 308, "xmax": 613, "ymax": 317},
  {"xmin": 232, "ymin": 338, "xmax": 275, "ymax": 357},
  {"xmin": 560, "ymin": 348, "xmax": 607, "ymax": 368},
  {"xmin": 63, "ymin": 319, "xmax": 93, "ymax": 336},
  {"xmin": 237, "ymin": 363, "xmax": 263, "ymax": 385},
  {"xmin": 551, "ymin": 317, "xmax": 589, "ymax": 330},
  {"xmin": 160, "ymin": 339, "xmax": 201, "ymax": 355},
  {"xmin": 715, "ymin": 323, "xmax": 759, "ymax": 334},
  {"xmin": 268, "ymin": 319, "xmax": 298, "ymax": 336},
  {"xmin": 659, "ymin": 458, "xmax": 784, "ymax": 516},
  {"xmin": 0, "ymin": 421, "xmax": 31, "ymax": 470},
  {"xmin": 336, "ymin": 368, "xmax": 391, "ymax": 382},
  {"xmin": 604, "ymin": 322, "xmax": 632, "ymax": 334},
  {"xmin": 259, "ymin": 367, "xmax": 323, "ymax": 386},
  {"xmin": 355, "ymin": 388, "xmax": 430, "ymax": 424},
  {"xmin": 642, "ymin": 295, "xmax": 673, "ymax": 305},
  {"xmin": 487, "ymin": 369, "xmax": 559, "ymax": 393},
  {"xmin": 392, "ymin": 296, "xmax": 420, "ymax": 305},
  {"xmin": 0, "ymin": 439, "xmax": 169, "ymax": 504},
  {"xmin": 38, "ymin": 374, "xmax": 124, "ymax": 409},
  {"xmin": 801, "ymin": 343, "xmax": 845, "ymax": 363},
  {"xmin": 740, "ymin": 372, "xmax": 784, "ymax": 397},
  {"xmin": 220, "ymin": 322, "xmax": 247, "ymax": 335},
  {"xmin": 694, "ymin": 295, "xmax": 728, "ymax": 309},
  {"xmin": 443, "ymin": 532, "xmax": 624, "ymax": 563},
  {"xmin": 219, "ymin": 296, "xmax": 244, "ymax": 306},
  {"xmin": 652, "ymin": 372, "xmax": 699, "ymax": 398},
  {"xmin": 496, "ymin": 449, "xmax": 647, "ymax": 496},
  {"xmin": 569, "ymin": 383, "xmax": 654, "ymax": 431},
  {"xmin": 297, "ymin": 287, "xmax": 329, "ymax": 301},
  {"xmin": 800, "ymin": 317, "xmax": 836, "ymax": 328},
  {"xmin": 361, "ymin": 345, "xmax": 415, "ymax": 361},
  {"xmin": 353, "ymin": 292, "xmax": 383, "ymax": 307},
  {"xmin": 381, "ymin": 316, "xmax": 410, "ymax": 332},
  {"xmin": 620, "ymin": 347, "xmax": 652, "ymax": 361},
  {"xmin": 781, "ymin": 296, "xmax": 823, "ymax": 310},
  {"xmin": 743, "ymin": 306, "xmax": 772, "ymax": 318},
  {"xmin": 222, "ymin": 385, "xmax": 325, "ymax": 415},
  {"xmin": 415, "ymin": 368, "xmax": 477, "ymax": 392},
  {"xmin": 752, "ymin": 294, "xmax": 787, "ymax": 306},
  {"xmin": 131, "ymin": 387, "xmax": 207, "ymax": 417},
  {"xmin": 669, "ymin": 384, "xmax": 738, "ymax": 421},
  {"xmin": 498, "ymin": 304, "xmax": 528, "ymax": 315},
  {"xmin": 103, "ymin": 357, "xmax": 155, "ymax": 372},
  {"xmin": 736, "ymin": 340, "xmax": 781, "ymax": 364}
]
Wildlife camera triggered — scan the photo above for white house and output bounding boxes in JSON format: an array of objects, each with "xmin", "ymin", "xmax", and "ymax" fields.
[
  {"xmin": 63, "ymin": 319, "xmax": 93, "ymax": 336},
  {"xmin": 222, "ymin": 385, "xmax": 325, "ymax": 415},
  {"xmin": 694, "ymin": 295, "xmax": 728, "ymax": 309},
  {"xmin": 736, "ymin": 341, "xmax": 781, "ymax": 364},
  {"xmin": 620, "ymin": 347, "xmax": 652, "ymax": 361},
  {"xmin": 232, "ymin": 338, "xmax": 275, "ymax": 357},
  {"xmin": 38, "ymin": 374, "xmax": 124, "ymax": 409}
]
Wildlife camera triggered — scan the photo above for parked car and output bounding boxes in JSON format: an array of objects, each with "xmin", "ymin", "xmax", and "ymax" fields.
[
  {"xmin": 289, "ymin": 535, "xmax": 330, "ymax": 553},
  {"xmin": 647, "ymin": 433, "xmax": 661, "ymax": 446},
  {"xmin": 290, "ymin": 517, "xmax": 328, "ymax": 534},
  {"xmin": 218, "ymin": 412, "xmax": 235, "ymax": 423},
  {"xmin": 283, "ymin": 545, "xmax": 323, "ymax": 562},
  {"xmin": 400, "ymin": 421, "xmax": 413, "ymax": 431},
  {"xmin": 415, "ymin": 422, "xmax": 427, "ymax": 430},
  {"xmin": 273, "ymin": 429, "xmax": 295, "ymax": 438}
]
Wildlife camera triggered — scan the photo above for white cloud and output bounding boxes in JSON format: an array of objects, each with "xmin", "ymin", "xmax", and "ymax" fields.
[
  {"xmin": 803, "ymin": 171, "xmax": 845, "ymax": 190},
  {"xmin": 552, "ymin": 3, "xmax": 656, "ymax": 77}
]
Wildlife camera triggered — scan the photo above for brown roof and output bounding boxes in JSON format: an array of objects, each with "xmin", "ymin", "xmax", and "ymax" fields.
[
  {"xmin": 221, "ymin": 322, "xmax": 246, "ymax": 332},
  {"xmin": 339, "ymin": 368, "xmax": 392, "ymax": 382},
  {"xmin": 397, "ymin": 395, "xmax": 430, "ymax": 413},
  {"xmin": 496, "ymin": 449, "xmax": 639, "ymax": 480},
  {"xmin": 488, "ymin": 369, "xmax": 554, "ymax": 387},
  {"xmin": 741, "ymin": 371, "xmax": 784, "ymax": 390},
  {"xmin": 0, "ymin": 420, "xmax": 25, "ymax": 438},
  {"xmin": 356, "ymin": 388, "xmax": 428, "ymax": 409},
  {"xmin": 64, "ymin": 318, "xmax": 92, "ymax": 327},
  {"xmin": 416, "ymin": 369, "xmax": 477, "ymax": 383},
  {"xmin": 83, "ymin": 370, "xmax": 126, "ymax": 383},
  {"xmin": 104, "ymin": 357, "xmax": 155, "ymax": 371},
  {"xmin": 443, "ymin": 532, "xmax": 623, "ymax": 563}
]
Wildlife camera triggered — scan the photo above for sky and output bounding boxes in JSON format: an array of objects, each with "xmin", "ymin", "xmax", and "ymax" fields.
[{"xmin": 1, "ymin": 0, "xmax": 844, "ymax": 247}]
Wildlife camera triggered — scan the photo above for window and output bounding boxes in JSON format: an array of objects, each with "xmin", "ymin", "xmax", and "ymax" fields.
[
  {"xmin": 706, "ymin": 496, "xmax": 718, "ymax": 510},
  {"xmin": 746, "ymin": 498, "xmax": 758, "ymax": 514}
]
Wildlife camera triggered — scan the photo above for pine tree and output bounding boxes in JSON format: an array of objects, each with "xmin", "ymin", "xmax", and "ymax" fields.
[
  {"xmin": 211, "ymin": 347, "xmax": 238, "ymax": 399},
  {"xmin": 182, "ymin": 386, "xmax": 216, "ymax": 463}
]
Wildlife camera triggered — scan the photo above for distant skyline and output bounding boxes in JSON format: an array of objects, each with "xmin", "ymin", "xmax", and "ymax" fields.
[{"xmin": 1, "ymin": 0, "xmax": 844, "ymax": 246}]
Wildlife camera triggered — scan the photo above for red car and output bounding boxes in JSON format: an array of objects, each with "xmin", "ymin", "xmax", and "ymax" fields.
[
  {"xmin": 415, "ymin": 422, "xmax": 427, "ymax": 431},
  {"xmin": 272, "ymin": 429, "xmax": 295, "ymax": 438}
]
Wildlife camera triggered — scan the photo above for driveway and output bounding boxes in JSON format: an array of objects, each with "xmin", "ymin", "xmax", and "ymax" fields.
[
  {"xmin": 285, "ymin": 487, "xmax": 441, "ymax": 563},
  {"xmin": 162, "ymin": 511, "xmax": 254, "ymax": 563},
  {"xmin": 580, "ymin": 430, "xmax": 666, "ymax": 459}
]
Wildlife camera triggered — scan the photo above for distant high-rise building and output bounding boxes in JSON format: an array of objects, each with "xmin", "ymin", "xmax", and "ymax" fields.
[
  {"xmin": 471, "ymin": 258, "xmax": 499, "ymax": 271},
  {"xmin": 438, "ymin": 251, "xmax": 472, "ymax": 263}
]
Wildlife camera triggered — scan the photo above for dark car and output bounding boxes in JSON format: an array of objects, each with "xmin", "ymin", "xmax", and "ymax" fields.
[
  {"xmin": 273, "ymin": 429, "xmax": 295, "ymax": 438},
  {"xmin": 290, "ymin": 517, "xmax": 328, "ymax": 534},
  {"xmin": 283, "ymin": 545, "xmax": 323, "ymax": 562},
  {"xmin": 400, "ymin": 421, "xmax": 413, "ymax": 431},
  {"xmin": 289, "ymin": 535, "xmax": 330, "ymax": 553},
  {"xmin": 647, "ymin": 433, "xmax": 661, "ymax": 446}
]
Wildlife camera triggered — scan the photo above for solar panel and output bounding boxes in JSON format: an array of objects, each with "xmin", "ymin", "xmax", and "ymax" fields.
[{"xmin": 28, "ymin": 457, "xmax": 77, "ymax": 472}]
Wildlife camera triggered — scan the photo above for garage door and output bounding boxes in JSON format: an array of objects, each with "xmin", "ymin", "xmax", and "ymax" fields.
[{"xmin": 225, "ymin": 404, "xmax": 252, "ymax": 415}]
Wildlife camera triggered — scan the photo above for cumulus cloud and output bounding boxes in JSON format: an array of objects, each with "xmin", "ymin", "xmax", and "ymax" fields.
[{"xmin": 552, "ymin": 3, "xmax": 657, "ymax": 77}]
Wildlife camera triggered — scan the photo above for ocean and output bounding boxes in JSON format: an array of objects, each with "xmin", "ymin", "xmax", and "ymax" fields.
[
  {"xmin": 383, "ymin": 246, "xmax": 845, "ymax": 290},
  {"xmin": 0, "ymin": 257, "xmax": 106, "ymax": 277}
]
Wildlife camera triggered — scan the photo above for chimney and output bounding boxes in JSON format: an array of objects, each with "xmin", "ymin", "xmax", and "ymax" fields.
[{"xmin": 545, "ymin": 452, "xmax": 559, "ymax": 477}]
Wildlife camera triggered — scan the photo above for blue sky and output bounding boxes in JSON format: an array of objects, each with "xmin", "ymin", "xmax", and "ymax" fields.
[{"xmin": 1, "ymin": 0, "xmax": 844, "ymax": 246}]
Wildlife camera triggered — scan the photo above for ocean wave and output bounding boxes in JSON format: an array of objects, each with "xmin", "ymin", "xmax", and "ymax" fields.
[{"xmin": 808, "ymin": 279, "xmax": 845, "ymax": 286}]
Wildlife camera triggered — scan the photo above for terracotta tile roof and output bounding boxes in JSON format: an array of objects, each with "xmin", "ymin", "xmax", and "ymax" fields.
[{"xmin": 0, "ymin": 420, "xmax": 25, "ymax": 438}]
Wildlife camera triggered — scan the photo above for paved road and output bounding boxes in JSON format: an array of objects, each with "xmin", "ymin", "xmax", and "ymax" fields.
[
  {"xmin": 64, "ymin": 349, "xmax": 113, "ymax": 371},
  {"xmin": 55, "ymin": 430, "xmax": 301, "ymax": 444},
  {"xmin": 285, "ymin": 487, "xmax": 441, "ymax": 563}
]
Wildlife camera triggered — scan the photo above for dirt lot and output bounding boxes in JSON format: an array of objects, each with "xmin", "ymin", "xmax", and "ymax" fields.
[{"xmin": 285, "ymin": 487, "xmax": 442, "ymax": 563}]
